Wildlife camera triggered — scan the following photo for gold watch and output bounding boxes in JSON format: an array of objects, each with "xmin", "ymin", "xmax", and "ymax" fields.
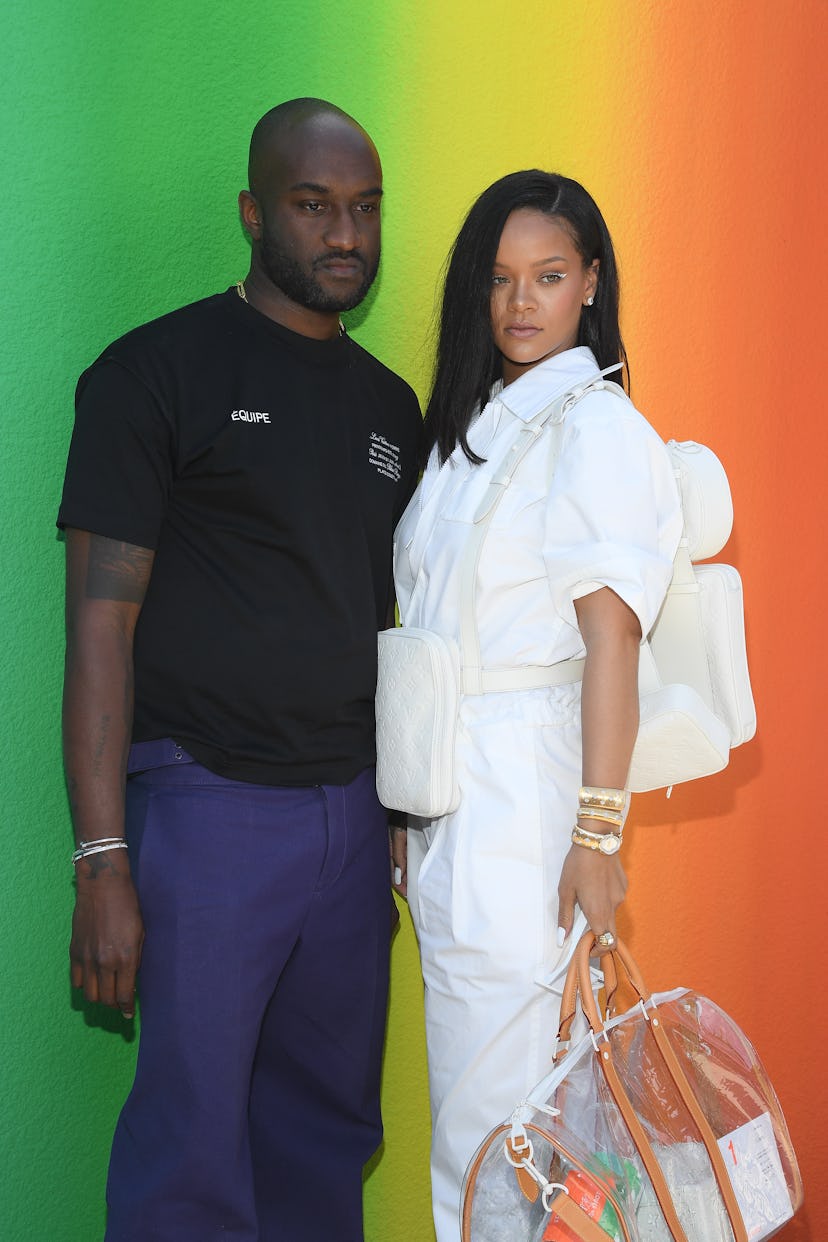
[{"xmin": 571, "ymin": 824, "xmax": 623, "ymax": 855}]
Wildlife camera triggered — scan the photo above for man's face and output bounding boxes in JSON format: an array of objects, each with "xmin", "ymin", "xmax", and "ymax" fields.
[{"xmin": 255, "ymin": 119, "xmax": 382, "ymax": 314}]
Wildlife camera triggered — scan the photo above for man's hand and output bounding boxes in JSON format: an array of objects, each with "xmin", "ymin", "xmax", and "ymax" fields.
[{"xmin": 71, "ymin": 851, "xmax": 145, "ymax": 1018}]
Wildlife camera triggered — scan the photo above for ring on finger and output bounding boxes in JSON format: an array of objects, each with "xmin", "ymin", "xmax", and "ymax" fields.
[{"xmin": 597, "ymin": 931, "xmax": 616, "ymax": 949}]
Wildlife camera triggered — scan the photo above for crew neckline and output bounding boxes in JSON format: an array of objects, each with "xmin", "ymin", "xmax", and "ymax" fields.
[{"xmin": 220, "ymin": 287, "xmax": 351, "ymax": 366}]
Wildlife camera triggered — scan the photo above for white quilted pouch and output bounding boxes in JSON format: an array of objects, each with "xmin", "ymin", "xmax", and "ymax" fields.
[
  {"xmin": 696, "ymin": 563, "xmax": 757, "ymax": 746},
  {"xmin": 375, "ymin": 627, "xmax": 461, "ymax": 817}
]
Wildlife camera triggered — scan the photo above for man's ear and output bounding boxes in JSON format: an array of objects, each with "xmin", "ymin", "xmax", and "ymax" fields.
[{"xmin": 238, "ymin": 190, "xmax": 262, "ymax": 241}]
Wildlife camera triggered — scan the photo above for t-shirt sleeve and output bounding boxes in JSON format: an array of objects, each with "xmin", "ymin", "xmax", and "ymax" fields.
[
  {"xmin": 57, "ymin": 358, "xmax": 175, "ymax": 549},
  {"xmin": 543, "ymin": 397, "xmax": 683, "ymax": 638}
]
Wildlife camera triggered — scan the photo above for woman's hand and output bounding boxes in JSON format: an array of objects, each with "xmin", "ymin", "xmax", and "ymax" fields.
[
  {"xmin": 557, "ymin": 844, "xmax": 627, "ymax": 948},
  {"xmin": 389, "ymin": 824, "xmax": 408, "ymax": 899}
]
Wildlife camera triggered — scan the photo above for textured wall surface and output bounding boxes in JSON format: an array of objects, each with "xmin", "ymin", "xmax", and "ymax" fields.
[{"xmin": 1, "ymin": 1, "xmax": 825, "ymax": 1239}]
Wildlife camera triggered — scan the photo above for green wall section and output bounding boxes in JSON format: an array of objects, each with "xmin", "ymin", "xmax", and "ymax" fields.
[{"xmin": 1, "ymin": 4, "xmax": 432, "ymax": 1238}]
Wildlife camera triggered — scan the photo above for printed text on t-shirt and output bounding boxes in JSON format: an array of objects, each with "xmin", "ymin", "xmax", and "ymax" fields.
[
  {"xmin": 369, "ymin": 432, "xmax": 401, "ymax": 481},
  {"xmin": 231, "ymin": 408, "xmax": 271, "ymax": 424}
]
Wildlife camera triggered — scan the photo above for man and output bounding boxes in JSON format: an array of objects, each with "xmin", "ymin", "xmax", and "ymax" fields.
[{"xmin": 59, "ymin": 98, "xmax": 421, "ymax": 1241}]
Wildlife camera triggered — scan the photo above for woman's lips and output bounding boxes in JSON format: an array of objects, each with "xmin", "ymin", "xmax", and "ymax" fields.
[{"xmin": 506, "ymin": 324, "xmax": 540, "ymax": 338}]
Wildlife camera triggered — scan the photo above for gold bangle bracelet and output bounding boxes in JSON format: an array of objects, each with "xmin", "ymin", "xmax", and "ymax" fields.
[
  {"xmin": 578, "ymin": 785, "xmax": 626, "ymax": 812},
  {"xmin": 577, "ymin": 808, "xmax": 625, "ymax": 827}
]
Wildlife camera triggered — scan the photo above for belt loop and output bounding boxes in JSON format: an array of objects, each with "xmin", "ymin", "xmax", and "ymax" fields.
[{"xmin": 127, "ymin": 737, "xmax": 196, "ymax": 775}]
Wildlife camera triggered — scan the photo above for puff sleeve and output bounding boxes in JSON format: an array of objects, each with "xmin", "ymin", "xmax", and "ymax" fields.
[{"xmin": 543, "ymin": 392, "xmax": 682, "ymax": 638}]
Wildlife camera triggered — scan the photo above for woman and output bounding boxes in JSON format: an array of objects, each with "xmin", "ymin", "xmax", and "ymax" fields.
[{"xmin": 390, "ymin": 171, "xmax": 683, "ymax": 1241}]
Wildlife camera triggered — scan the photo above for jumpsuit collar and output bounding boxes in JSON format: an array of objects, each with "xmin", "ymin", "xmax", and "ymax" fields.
[{"xmin": 494, "ymin": 346, "xmax": 602, "ymax": 423}]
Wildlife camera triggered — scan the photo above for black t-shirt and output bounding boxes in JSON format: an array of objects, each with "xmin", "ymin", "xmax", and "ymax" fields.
[{"xmin": 58, "ymin": 289, "xmax": 422, "ymax": 785}]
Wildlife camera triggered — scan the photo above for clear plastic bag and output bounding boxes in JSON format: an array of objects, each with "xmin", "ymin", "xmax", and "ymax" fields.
[{"xmin": 461, "ymin": 937, "xmax": 802, "ymax": 1242}]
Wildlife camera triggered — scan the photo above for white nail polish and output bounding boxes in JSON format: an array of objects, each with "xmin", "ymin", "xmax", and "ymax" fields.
[
  {"xmin": 393, "ymin": 866, "xmax": 402, "ymax": 886},
  {"xmin": 557, "ymin": 926, "xmax": 566, "ymax": 948}
]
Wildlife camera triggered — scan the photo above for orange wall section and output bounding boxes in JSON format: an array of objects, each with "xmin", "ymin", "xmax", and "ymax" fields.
[{"xmin": 605, "ymin": 6, "xmax": 828, "ymax": 1240}]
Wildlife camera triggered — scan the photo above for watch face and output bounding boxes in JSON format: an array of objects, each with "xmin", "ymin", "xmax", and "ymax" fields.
[{"xmin": 598, "ymin": 834, "xmax": 621, "ymax": 855}]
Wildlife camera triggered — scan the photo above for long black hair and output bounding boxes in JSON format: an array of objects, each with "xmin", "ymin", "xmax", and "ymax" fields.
[{"xmin": 423, "ymin": 170, "xmax": 628, "ymax": 465}]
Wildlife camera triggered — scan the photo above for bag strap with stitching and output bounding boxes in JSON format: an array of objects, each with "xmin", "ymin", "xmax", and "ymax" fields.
[{"xmin": 571, "ymin": 934, "xmax": 749, "ymax": 1242}]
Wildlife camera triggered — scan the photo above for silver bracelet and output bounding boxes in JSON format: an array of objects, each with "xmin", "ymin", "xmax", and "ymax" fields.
[{"xmin": 71, "ymin": 838, "xmax": 128, "ymax": 866}]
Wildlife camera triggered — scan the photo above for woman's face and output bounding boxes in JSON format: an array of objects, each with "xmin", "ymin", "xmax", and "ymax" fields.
[{"xmin": 491, "ymin": 208, "xmax": 598, "ymax": 386}]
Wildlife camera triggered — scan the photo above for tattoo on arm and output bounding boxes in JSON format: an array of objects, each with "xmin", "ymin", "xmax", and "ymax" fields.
[
  {"xmin": 84, "ymin": 851, "xmax": 122, "ymax": 879},
  {"xmin": 66, "ymin": 775, "xmax": 79, "ymax": 817},
  {"xmin": 86, "ymin": 536, "xmax": 154, "ymax": 603},
  {"xmin": 92, "ymin": 714, "xmax": 111, "ymax": 778}
]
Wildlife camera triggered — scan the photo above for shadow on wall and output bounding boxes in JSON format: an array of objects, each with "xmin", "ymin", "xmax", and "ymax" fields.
[
  {"xmin": 69, "ymin": 985, "xmax": 139, "ymax": 1041},
  {"xmin": 633, "ymin": 739, "xmax": 761, "ymax": 829}
]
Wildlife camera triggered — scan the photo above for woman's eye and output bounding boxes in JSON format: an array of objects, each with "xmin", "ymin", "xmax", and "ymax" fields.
[
  {"xmin": 492, "ymin": 275, "xmax": 508, "ymax": 285},
  {"xmin": 540, "ymin": 272, "xmax": 565, "ymax": 284}
]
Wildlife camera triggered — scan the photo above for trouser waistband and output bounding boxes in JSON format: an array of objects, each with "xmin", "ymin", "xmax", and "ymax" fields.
[{"xmin": 127, "ymin": 737, "xmax": 195, "ymax": 775}]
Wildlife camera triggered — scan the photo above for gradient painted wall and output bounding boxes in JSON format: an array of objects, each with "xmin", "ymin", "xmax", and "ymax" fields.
[{"xmin": 1, "ymin": 2, "xmax": 824, "ymax": 1238}]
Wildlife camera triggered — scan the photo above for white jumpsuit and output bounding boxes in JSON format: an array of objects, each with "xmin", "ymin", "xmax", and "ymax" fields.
[{"xmin": 393, "ymin": 347, "xmax": 682, "ymax": 1242}]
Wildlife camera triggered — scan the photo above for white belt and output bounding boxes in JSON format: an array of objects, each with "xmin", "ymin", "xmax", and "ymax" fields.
[{"xmin": 461, "ymin": 658, "xmax": 585, "ymax": 696}]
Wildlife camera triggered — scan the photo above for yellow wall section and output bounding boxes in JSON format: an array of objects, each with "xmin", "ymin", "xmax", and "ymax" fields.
[{"xmin": 1, "ymin": 2, "xmax": 824, "ymax": 1239}]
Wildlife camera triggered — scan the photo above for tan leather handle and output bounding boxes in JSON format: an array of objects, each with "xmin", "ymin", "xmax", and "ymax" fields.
[
  {"xmin": 556, "ymin": 934, "xmax": 620, "ymax": 1047},
  {"xmin": 566, "ymin": 939, "xmax": 687, "ymax": 1239},
  {"xmin": 461, "ymin": 1123, "xmax": 509, "ymax": 1242},
  {"xmin": 566, "ymin": 931, "xmax": 748, "ymax": 1242},
  {"xmin": 557, "ymin": 932, "xmax": 647, "ymax": 1041},
  {"xmin": 593, "ymin": 1038, "xmax": 691, "ymax": 1242},
  {"xmin": 554, "ymin": 938, "xmax": 683, "ymax": 1238},
  {"xmin": 574, "ymin": 932, "xmax": 648, "ymax": 1002},
  {"xmin": 647, "ymin": 1011, "xmax": 749, "ymax": 1242}
]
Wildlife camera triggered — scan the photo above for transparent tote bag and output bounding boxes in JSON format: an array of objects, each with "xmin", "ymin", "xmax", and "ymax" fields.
[{"xmin": 461, "ymin": 934, "xmax": 802, "ymax": 1242}]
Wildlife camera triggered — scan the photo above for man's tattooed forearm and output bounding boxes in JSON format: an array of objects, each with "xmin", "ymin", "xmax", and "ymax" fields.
[
  {"xmin": 86, "ymin": 536, "xmax": 153, "ymax": 603},
  {"xmin": 92, "ymin": 714, "xmax": 111, "ymax": 777}
]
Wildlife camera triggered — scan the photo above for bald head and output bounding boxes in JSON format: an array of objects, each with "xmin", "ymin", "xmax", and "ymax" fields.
[
  {"xmin": 248, "ymin": 98, "xmax": 378, "ymax": 198},
  {"xmin": 238, "ymin": 98, "xmax": 383, "ymax": 334}
]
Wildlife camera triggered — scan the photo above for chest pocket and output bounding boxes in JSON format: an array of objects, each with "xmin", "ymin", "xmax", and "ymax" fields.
[{"xmin": 442, "ymin": 420, "xmax": 560, "ymax": 530}]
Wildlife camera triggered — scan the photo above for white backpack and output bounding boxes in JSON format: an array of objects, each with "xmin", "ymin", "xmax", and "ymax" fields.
[
  {"xmin": 629, "ymin": 432, "xmax": 757, "ymax": 791},
  {"xmin": 560, "ymin": 373, "xmax": 757, "ymax": 792}
]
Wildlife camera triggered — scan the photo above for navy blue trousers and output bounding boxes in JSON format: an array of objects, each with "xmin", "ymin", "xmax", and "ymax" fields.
[{"xmin": 105, "ymin": 743, "xmax": 391, "ymax": 1242}]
